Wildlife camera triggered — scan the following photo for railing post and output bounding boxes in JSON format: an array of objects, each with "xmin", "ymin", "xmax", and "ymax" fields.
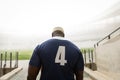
[
  {"xmin": 91, "ymin": 50, "xmax": 94, "ymax": 70},
  {"xmin": 3, "ymin": 52, "xmax": 7, "ymax": 75},
  {"xmin": 97, "ymin": 43, "xmax": 99, "ymax": 46},
  {"xmin": 88, "ymin": 49, "xmax": 92, "ymax": 69},
  {"xmin": 14, "ymin": 52, "xmax": 18, "ymax": 68},
  {"xmin": 10, "ymin": 52, "xmax": 12, "ymax": 69},
  {"xmin": 84, "ymin": 50, "xmax": 86, "ymax": 64},
  {"xmin": 94, "ymin": 44, "xmax": 95, "ymax": 48},
  {"xmin": 4, "ymin": 52, "xmax": 7, "ymax": 67},
  {"xmin": 0, "ymin": 53, "xmax": 3, "ymax": 76},
  {"xmin": 88, "ymin": 49, "xmax": 91, "ymax": 62},
  {"xmin": 91, "ymin": 50, "xmax": 93, "ymax": 64},
  {"xmin": 0, "ymin": 53, "xmax": 2, "ymax": 68},
  {"xmin": 108, "ymin": 35, "xmax": 110, "ymax": 39}
]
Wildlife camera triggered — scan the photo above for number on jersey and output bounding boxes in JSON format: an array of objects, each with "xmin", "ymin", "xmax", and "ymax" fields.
[{"xmin": 55, "ymin": 46, "xmax": 67, "ymax": 66}]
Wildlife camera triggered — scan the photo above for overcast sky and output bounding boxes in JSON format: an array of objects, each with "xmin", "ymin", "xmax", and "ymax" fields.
[
  {"xmin": 0, "ymin": 0, "xmax": 120, "ymax": 50},
  {"xmin": 0, "ymin": 0, "xmax": 120, "ymax": 37}
]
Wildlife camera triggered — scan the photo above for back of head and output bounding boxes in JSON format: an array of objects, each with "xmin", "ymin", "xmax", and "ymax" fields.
[{"xmin": 52, "ymin": 27, "xmax": 65, "ymax": 37}]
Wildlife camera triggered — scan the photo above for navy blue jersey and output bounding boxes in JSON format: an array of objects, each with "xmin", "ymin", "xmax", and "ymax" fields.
[{"xmin": 29, "ymin": 37, "xmax": 84, "ymax": 80}]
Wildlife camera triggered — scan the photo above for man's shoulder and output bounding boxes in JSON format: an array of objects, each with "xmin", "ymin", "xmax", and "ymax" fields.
[{"xmin": 39, "ymin": 37, "xmax": 79, "ymax": 49}]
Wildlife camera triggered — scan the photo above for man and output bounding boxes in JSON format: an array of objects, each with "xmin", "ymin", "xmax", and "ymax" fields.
[{"xmin": 27, "ymin": 27, "xmax": 84, "ymax": 80}]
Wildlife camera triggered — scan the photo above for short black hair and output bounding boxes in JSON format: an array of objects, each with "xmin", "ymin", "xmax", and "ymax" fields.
[{"xmin": 52, "ymin": 30, "xmax": 65, "ymax": 37}]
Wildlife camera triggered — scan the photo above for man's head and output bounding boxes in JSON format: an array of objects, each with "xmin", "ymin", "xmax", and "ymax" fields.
[{"xmin": 52, "ymin": 27, "xmax": 65, "ymax": 37}]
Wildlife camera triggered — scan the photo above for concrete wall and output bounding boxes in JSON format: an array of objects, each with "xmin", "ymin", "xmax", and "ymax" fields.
[
  {"xmin": 0, "ymin": 68, "xmax": 15, "ymax": 77},
  {"xmin": 95, "ymin": 35, "xmax": 120, "ymax": 80}
]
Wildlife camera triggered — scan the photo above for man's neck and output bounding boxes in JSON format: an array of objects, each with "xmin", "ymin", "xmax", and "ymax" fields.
[{"xmin": 52, "ymin": 36, "xmax": 65, "ymax": 40}]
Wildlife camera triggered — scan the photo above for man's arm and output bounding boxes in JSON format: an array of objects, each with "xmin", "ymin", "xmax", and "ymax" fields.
[
  {"xmin": 75, "ymin": 71, "xmax": 84, "ymax": 80},
  {"xmin": 27, "ymin": 65, "xmax": 40, "ymax": 80},
  {"xmin": 74, "ymin": 51, "xmax": 84, "ymax": 80}
]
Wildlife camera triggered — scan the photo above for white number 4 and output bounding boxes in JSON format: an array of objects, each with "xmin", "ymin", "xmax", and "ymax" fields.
[{"xmin": 55, "ymin": 46, "xmax": 67, "ymax": 66}]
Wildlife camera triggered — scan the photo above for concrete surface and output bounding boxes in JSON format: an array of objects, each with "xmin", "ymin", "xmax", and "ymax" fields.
[
  {"xmin": 0, "ymin": 67, "xmax": 22, "ymax": 80},
  {"xmin": 84, "ymin": 67, "xmax": 113, "ymax": 80},
  {"xmin": 9, "ymin": 60, "xmax": 92, "ymax": 80},
  {"xmin": 95, "ymin": 34, "xmax": 120, "ymax": 80}
]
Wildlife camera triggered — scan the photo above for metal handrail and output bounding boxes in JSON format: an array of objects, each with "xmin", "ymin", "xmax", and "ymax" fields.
[{"xmin": 96, "ymin": 27, "xmax": 120, "ymax": 47}]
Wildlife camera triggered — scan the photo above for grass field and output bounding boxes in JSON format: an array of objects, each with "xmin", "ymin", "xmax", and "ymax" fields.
[
  {"xmin": 18, "ymin": 50, "xmax": 33, "ymax": 60},
  {"xmin": 0, "ymin": 48, "xmax": 94, "ymax": 60},
  {"xmin": 0, "ymin": 50, "xmax": 33, "ymax": 60},
  {"xmin": 81, "ymin": 48, "xmax": 94, "ymax": 54}
]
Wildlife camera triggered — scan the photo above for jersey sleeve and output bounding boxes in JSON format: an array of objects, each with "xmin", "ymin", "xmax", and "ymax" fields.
[
  {"xmin": 74, "ymin": 50, "xmax": 84, "ymax": 71},
  {"xmin": 29, "ymin": 45, "xmax": 41, "ymax": 67}
]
